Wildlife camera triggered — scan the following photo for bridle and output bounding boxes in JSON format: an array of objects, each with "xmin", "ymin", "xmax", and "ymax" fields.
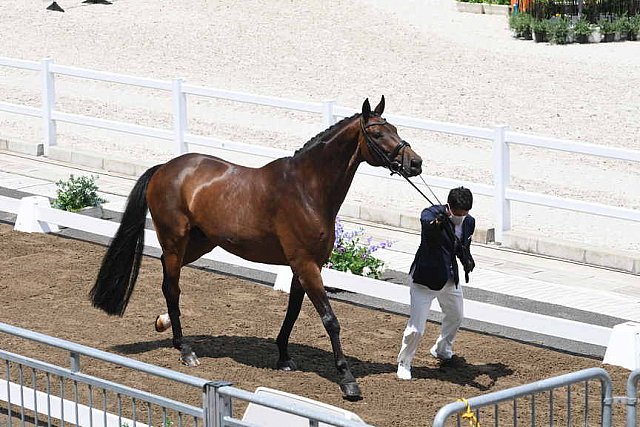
[
  {"xmin": 359, "ymin": 115, "xmax": 440, "ymax": 208},
  {"xmin": 359, "ymin": 116, "xmax": 410, "ymax": 176}
]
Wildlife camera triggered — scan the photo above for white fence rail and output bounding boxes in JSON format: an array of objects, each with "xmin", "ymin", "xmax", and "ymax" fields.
[
  {"xmin": 1, "ymin": 57, "xmax": 639, "ymax": 243},
  {"xmin": 0, "ymin": 194, "xmax": 614, "ymax": 348}
]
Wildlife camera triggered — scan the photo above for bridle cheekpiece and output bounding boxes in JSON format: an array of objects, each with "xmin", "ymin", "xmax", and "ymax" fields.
[{"xmin": 359, "ymin": 115, "xmax": 410, "ymax": 176}]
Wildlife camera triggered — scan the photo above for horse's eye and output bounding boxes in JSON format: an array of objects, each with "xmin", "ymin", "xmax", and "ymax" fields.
[{"xmin": 374, "ymin": 132, "xmax": 383, "ymax": 138}]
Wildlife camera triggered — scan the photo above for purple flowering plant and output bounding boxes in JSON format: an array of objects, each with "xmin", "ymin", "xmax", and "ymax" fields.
[{"xmin": 324, "ymin": 217, "xmax": 393, "ymax": 279}]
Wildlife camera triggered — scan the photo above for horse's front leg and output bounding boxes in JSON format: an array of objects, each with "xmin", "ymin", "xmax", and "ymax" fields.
[
  {"xmin": 159, "ymin": 253, "xmax": 200, "ymax": 367},
  {"xmin": 296, "ymin": 263, "xmax": 362, "ymax": 401},
  {"xmin": 276, "ymin": 275, "xmax": 305, "ymax": 370}
]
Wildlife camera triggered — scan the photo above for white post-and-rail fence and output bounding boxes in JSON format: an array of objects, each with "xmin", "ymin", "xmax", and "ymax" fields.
[{"xmin": 1, "ymin": 56, "xmax": 640, "ymax": 243}]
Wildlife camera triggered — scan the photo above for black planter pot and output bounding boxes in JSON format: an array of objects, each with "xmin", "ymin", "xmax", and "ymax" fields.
[
  {"xmin": 576, "ymin": 34, "xmax": 589, "ymax": 44},
  {"xmin": 533, "ymin": 31, "xmax": 547, "ymax": 42},
  {"xmin": 602, "ymin": 32, "xmax": 615, "ymax": 42}
]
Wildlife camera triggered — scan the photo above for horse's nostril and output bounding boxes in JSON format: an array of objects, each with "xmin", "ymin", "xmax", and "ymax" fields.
[{"xmin": 411, "ymin": 159, "xmax": 422, "ymax": 168}]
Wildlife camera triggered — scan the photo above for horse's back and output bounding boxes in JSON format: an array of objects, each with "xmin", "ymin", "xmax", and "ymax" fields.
[{"xmin": 147, "ymin": 152, "xmax": 286, "ymax": 234}]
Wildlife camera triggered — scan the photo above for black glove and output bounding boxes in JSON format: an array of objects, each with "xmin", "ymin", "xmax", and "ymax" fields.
[
  {"xmin": 459, "ymin": 246, "xmax": 475, "ymax": 283},
  {"xmin": 435, "ymin": 213, "xmax": 448, "ymax": 229}
]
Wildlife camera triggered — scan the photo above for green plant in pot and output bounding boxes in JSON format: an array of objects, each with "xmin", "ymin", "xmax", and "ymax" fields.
[
  {"xmin": 573, "ymin": 18, "xmax": 592, "ymax": 43},
  {"xmin": 511, "ymin": 13, "xmax": 533, "ymax": 39},
  {"xmin": 532, "ymin": 18, "xmax": 549, "ymax": 42},
  {"xmin": 549, "ymin": 16, "xmax": 571, "ymax": 44},
  {"xmin": 52, "ymin": 174, "xmax": 106, "ymax": 212},
  {"xmin": 598, "ymin": 17, "xmax": 618, "ymax": 42},
  {"xmin": 618, "ymin": 15, "xmax": 639, "ymax": 41},
  {"xmin": 633, "ymin": 15, "xmax": 640, "ymax": 41}
]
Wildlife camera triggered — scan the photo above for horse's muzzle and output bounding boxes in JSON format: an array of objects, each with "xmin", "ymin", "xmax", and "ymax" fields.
[{"xmin": 405, "ymin": 157, "xmax": 422, "ymax": 176}]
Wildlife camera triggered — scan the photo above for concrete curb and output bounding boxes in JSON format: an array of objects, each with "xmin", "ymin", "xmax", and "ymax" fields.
[
  {"xmin": 0, "ymin": 138, "xmax": 43, "ymax": 157},
  {"xmin": 5, "ymin": 143, "xmax": 640, "ymax": 275}
]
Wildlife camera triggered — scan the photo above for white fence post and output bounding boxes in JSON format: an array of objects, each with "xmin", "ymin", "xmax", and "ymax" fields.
[
  {"xmin": 493, "ymin": 125, "xmax": 510, "ymax": 243},
  {"xmin": 41, "ymin": 57, "xmax": 56, "ymax": 156},
  {"xmin": 172, "ymin": 78, "xmax": 187, "ymax": 155},
  {"xmin": 14, "ymin": 196, "xmax": 60, "ymax": 233},
  {"xmin": 322, "ymin": 100, "xmax": 337, "ymax": 128}
]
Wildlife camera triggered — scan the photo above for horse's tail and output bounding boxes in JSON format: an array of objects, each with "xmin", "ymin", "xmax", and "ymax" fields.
[{"xmin": 89, "ymin": 164, "xmax": 163, "ymax": 316}]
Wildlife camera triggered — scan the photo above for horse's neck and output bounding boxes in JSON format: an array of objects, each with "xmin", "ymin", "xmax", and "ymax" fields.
[{"xmin": 292, "ymin": 121, "xmax": 362, "ymax": 217}]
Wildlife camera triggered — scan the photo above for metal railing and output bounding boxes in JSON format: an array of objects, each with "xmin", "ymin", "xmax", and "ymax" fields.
[
  {"xmin": 1, "ymin": 56, "xmax": 639, "ymax": 244},
  {"xmin": 627, "ymin": 369, "xmax": 640, "ymax": 426},
  {"xmin": 433, "ymin": 367, "xmax": 614, "ymax": 427},
  {"xmin": 0, "ymin": 322, "xmax": 372, "ymax": 427},
  {"xmin": 0, "ymin": 322, "xmax": 208, "ymax": 427}
]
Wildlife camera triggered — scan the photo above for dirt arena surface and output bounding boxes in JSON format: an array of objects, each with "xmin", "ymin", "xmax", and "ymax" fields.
[{"xmin": 0, "ymin": 224, "xmax": 633, "ymax": 426}]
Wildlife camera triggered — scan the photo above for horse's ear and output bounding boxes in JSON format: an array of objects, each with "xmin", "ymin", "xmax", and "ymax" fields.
[
  {"xmin": 374, "ymin": 95, "xmax": 385, "ymax": 115},
  {"xmin": 362, "ymin": 98, "xmax": 372, "ymax": 121}
]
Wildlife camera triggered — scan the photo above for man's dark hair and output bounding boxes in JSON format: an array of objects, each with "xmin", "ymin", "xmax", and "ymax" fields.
[{"xmin": 447, "ymin": 186, "xmax": 473, "ymax": 211}]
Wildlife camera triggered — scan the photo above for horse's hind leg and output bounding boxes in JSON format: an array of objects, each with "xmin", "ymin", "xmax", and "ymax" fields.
[
  {"xmin": 160, "ymin": 250, "xmax": 200, "ymax": 366},
  {"xmin": 155, "ymin": 229, "xmax": 215, "ymax": 367},
  {"xmin": 276, "ymin": 275, "xmax": 305, "ymax": 371}
]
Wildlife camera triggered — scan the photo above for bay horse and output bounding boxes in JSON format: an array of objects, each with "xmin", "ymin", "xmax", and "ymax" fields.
[{"xmin": 89, "ymin": 96, "xmax": 422, "ymax": 400}]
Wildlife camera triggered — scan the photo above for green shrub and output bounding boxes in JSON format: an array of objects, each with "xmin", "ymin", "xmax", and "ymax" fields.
[
  {"xmin": 510, "ymin": 13, "xmax": 533, "ymax": 38},
  {"xmin": 531, "ymin": 18, "xmax": 549, "ymax": 34},
  {"xmin": 598, "ymin": 17, "xmax": 618, "ymax": 35},
  {"xmin": 619, "ymin": 14, "xmax": 639, "ymax": 39},
  {"xmin": 632, "ymin": 15, "xmax": 640, "ymax": 39},
  {"xmin": 52, "ymin": 174, "xmax": 107, "ymax": 212},
  {"xmin": 573, "ymin": 18, "xmax": 593, "ymax": 36},
  {"xmin": 325, "ymin": 218, "xmax": 391, "ymax": 279},
  {"xmin": 549, "ymin": 16, "xmax": 571, "ymax": 43}
]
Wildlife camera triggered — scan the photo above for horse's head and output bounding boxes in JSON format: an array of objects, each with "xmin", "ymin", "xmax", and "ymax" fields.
[{"xmin": 359, "ymin": 96, "xmax": 422, "ymax": 177}]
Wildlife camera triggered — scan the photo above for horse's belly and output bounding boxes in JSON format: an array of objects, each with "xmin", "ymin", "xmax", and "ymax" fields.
[{"xmin": 219, "ymin": 240, "xmax": 288, "ymax": 266}]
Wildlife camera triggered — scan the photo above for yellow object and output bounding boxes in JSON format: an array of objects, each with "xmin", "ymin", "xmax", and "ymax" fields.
[{"xmin": 457, "ymin": 398, "xmax": 481, "ymax": 427}]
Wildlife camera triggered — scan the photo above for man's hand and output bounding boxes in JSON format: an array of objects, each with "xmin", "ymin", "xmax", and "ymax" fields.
[
  {"xmin": 435, "ymin": 212, "xmax": 448, "ymax": 228},
  {"xmin": 459, "ymin": 246, "xmax": 475, "ymax": 283}
]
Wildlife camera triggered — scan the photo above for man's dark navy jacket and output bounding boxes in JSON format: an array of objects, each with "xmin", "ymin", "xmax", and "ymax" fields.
[{"xmin": 410, "ymin": 205, "xmax": 475, "ymax": 290}]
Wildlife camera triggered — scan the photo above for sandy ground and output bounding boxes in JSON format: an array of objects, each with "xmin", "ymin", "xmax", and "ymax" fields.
[
  {"xmin": 0, "ymin": 224, "xmax": 633, "ymax": 427},
  {"xmin": 0, "ymin": 0, "xmax": 639, "ymax": 252}
]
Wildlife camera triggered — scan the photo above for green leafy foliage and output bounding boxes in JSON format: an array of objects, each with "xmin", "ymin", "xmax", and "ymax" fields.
[
  {"xmin": 549, "ymin": 16, "xmax": 571, "ymax": 43},
  {"xmin": 325, "ymin": 218, "xmax": 392, "ymax": 279},
  {"xmin": 531, "ymin": 18, "xmax": 549, "ymax": 33},
  {"xmin": 573, "ymin": 18, "xmax": 593, "ymax": 36},
  {"xmin": 509, "ymin": 13, "xmax": 533, "ymax": 38},
  {"xmin": 52, "ymin": 174, "xmax": 107, "ymax": 212},
  {"xmin": 598, "ymin": 17, "xmax": 618, "ymax": 34},
  {"xmin": 618, "ymin": 14, "xmax": 640, "ymax": 38}
]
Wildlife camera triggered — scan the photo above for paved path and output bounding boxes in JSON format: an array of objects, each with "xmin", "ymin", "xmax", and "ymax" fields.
[{"xmin": 1, "ymin": 150, "xmax": 639, "ymax": 356}]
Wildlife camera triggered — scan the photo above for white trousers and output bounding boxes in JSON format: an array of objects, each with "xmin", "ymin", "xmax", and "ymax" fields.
[{"xmin": 397, "ymin": 277, "xmax": 463, "ymax": 365}]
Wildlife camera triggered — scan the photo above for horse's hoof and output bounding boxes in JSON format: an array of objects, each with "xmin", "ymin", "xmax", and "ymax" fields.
[
  {"xmin": 181, "ymin": 351, "xmax": 200, "ymax": 367},
  {"xmin": 277, "ymin": 359, "xmax": 297, "ymax": 371},
  {"xmin": 340, "ymin": 381, "xmax": 362, "ymax": 401},
  {"xmin": 155, "ymin": 314, "xmax": 171, "ymax": 332}
]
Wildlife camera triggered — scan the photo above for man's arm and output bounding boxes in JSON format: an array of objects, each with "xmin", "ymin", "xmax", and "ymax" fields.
[
  {"xmin": 458, "ymin": 216, "xmax": 476, "ymax": 282},
  {"xmin": 420, "ymin": 206, "xmax": 446, "ymax": 246}
]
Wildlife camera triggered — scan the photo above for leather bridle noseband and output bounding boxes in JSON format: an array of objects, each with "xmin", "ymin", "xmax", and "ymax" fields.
[{"xmin": 359, "ymin": 116, "xmax": 410, "ymax": 176}]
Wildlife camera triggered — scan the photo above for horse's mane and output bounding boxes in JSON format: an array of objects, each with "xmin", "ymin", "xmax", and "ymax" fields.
[{"xmin": 293, "ymin": 113, "xmax": 360, "ymax": 157}]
